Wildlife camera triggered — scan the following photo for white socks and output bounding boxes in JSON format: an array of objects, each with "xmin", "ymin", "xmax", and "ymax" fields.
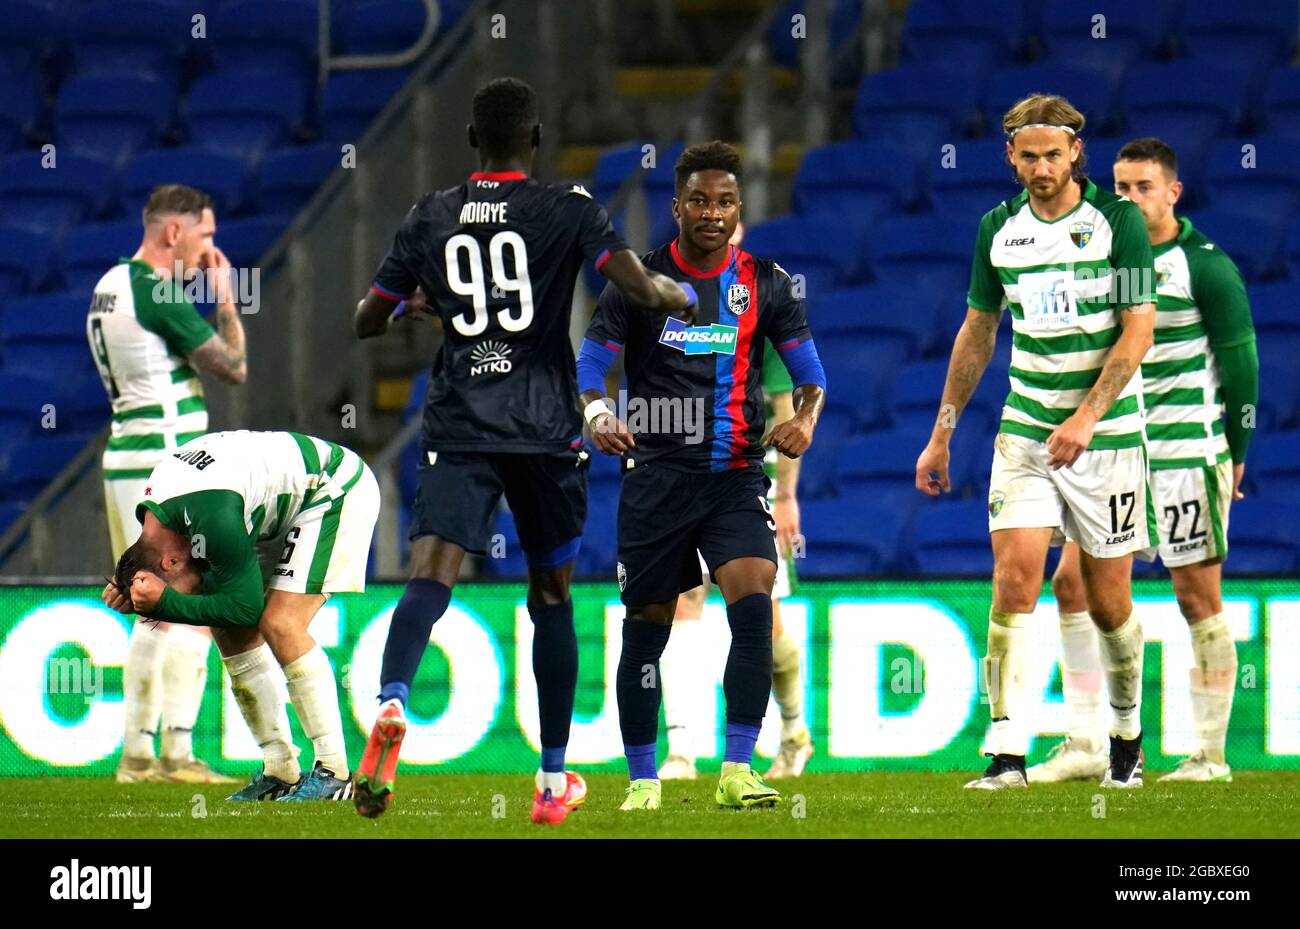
[
  {"xmin": 1189, "ymin": 612, "xmax": 1237, "ymax": 764},
  {"xmin": 223, "ymin": 644, "xmax": 300, "ymax": 784},
  {"xmin": 283, "ymin": 646, "xmax": 349, "ymax": 777},
  {"xmin": 160, "ymin": 625, "xmax": 211, "ymax": 762},
  {"xmin": 123, "ymin": 623, "xmax": 167, "ymax": 759},
  {"xmin": 772, "ymin": 626, "xmax": 807, "ymax": 742},
  {"xmin": 660, "ymin": 617, "xmax": 703, "ymax": 760},
  {"xmin": 1099, "ymin": 614, "xmax": 1145, "ymax": 741},
  {"xmin": 985, "ymin": 608, "xmax": 1030, "ymax": 757},
  {"xmin": 535, "ymin": 770, "xmax": 567, "ymax": 795},
  {"xmin": 1058, "ymin": 610, "xmax": 1106, "ymax": 753}
]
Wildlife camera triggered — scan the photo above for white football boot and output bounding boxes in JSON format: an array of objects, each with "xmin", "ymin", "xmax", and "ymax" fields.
[
  {"xmin": 658, "ymin": 754, "xmax": 698, "ymax": 780},
  {"xmin": 1158, "ymin": 752, "xmax": 1232, "ymax": 783},
  {"xmin": 1027, "ymin": 738, "xmax": 1109, "ymax": 783}
]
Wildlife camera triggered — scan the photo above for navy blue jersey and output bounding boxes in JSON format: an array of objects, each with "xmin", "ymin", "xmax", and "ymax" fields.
[
  {"xmin": 372, "ymin": 171, "xmax": 626, "ymax": 452},
  {"xmin": 586, "ymin": 240, "xmax": 813, "ymax": 472}
]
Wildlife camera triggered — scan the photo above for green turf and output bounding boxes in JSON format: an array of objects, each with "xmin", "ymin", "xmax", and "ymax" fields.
[{"xmin": 5, "ymin": 771, "xmax": 1300, "ymax": 838}]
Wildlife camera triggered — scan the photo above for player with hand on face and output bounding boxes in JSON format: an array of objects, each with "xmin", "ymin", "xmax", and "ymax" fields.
[
  {"xmin": 578, "ymin": 141, "xmax": 826, "ymax": 811},
  {"xmin": 915, "ymin": 95, "xmax": 1157, "ymax": 791},
  {"xmin": 351, "ymin": 77, "xmax": 696, "ymax": 825},
  {"xmin": 102, "ymin": 430, "xmax": 380, "ymax": 801},
  {"xmin": 1033, "ymin": 138, "xmax": 1257, "ymax": 785}
]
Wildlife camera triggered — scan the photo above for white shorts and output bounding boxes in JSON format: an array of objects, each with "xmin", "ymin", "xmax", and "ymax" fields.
[
  {"xmin": 1151, "ymin": 458, "xmax": 1233, "ymax": 568},
  {"xmin": 104, "ymin": 475, "xmax": 149, "ymax": 561},
  {"xmin": 987, "ymin": 433, "xmax": 1155, "ymax": 559},
  {"xmin": 258, "ymin": 451, "xmax": 381, "ymax": 595},
  {"xmin": 695, "ymin": 546, "xmax": 793, "ymax": 600}
]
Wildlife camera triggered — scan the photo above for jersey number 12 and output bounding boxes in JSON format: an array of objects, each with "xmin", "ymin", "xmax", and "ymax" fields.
[{"xmin": 445, "ymin": 231, "xmax": 534, "ymax": 337}]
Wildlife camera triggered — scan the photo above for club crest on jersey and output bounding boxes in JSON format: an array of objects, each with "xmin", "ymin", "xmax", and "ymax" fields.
[
  {"xmin": 1155, "ymin": 261, "xmax": 1173, "ymax": 287},
  {"xmin": 617, "ymin": 562, "xmax": 627, "ymax": 591},
  {"xmin": 988, "ymin": 490, "xmax": 1005, "ymax": 519},
  {"xmin": 727, "ymin": 283, "xmax": 751, "ymax": 315},
  {"xmin": 469, "ymin": 339, "xmax": 513, "ymax": 376},
  {"xmin": 1069, "ymin": 220, "xmax": 1093, "ymax": 249},
  {"xmin": 658, "ymin": 317, "xmax": 738, "ymax": 356}
]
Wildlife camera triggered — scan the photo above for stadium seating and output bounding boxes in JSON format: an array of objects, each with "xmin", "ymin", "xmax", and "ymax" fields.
[
  {"xmin": 0, "ymin": 227, "xmax": 52, "ymax": 298},
  {"xmin": 257, "ymin": 144, "xmax": 343, "ymax": 218},
  {"xmin": 1179, "ymin": 0, "xmax": 1299, "ymax": 76},
  {"xmin": 67, "ymin": 0, "xmax": 195, "ymax": 79},
  {"xmin": 319, "ymin": 69, "xmax": 411, "ymax": 143},
  {"xmin": 792, "ymin": 140, "xmax": 917, "ymax": 225},
  {"xmin": 55, "ymin": 74, "xmax": 177, "ymax": 166},
  {"xmin": 1120, "ymin": 63, "xmax": 1253, "ymax": 149},
  {"xmin": 1039, "ymin": 0, "xmax": 1180, "ymax": 77},
  {"xmin": 58, "ymin": 221, "xmax": 142, "ymax": 293},
  {"xmin": 1202, "ymin": 136, "xmax": 1300, "ymax": 221},
  {"xmin": 901, "ymin": 0, "xmax": 1028, "ymax": 74},
  {"xmin": 853, "ymin": 65, "xmax": 985, "ymax": 160},
  {"xmin": 911, "ymin": 499, "xmax": 994, "ymax": 576},
  {"xmin": 185, "ymin": 70, "xmax": 311, "ymax": 161},
  {"xmin": 0, "ymin": 154, "xmax": 117, "ymax": 237},
  {"xmin": 982, "ymin": 64, "xmax": 1118, "ymax": 138},
  {"xmin": 0, "ymin": 435, "xmax": 87, "ymax": 504},
  {"xmin": 123, "ymin": 147, "xmax": 251, "ymax": 216}
]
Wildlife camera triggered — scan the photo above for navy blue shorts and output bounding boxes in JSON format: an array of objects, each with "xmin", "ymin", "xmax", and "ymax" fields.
[
  {"xmin": 616, "ymin": 462, "xmax": 776, "ymax": 606},
  {"xmin": 410, "ymin": 447, "xmax": 588, "ymax": 568}
]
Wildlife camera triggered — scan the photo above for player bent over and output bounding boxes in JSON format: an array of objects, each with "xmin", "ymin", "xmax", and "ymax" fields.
[
  {"xmin": 102, "ymin": 430, "xmax": 380, "ymax": 801},
  {"xmin": 1034, "ymin": 138, "xmax": 1257, "ymax": 784},
  {"xmin": 350, "ymin": 78, "xmax": 695, "ymax": 824},
  {"xmin": 579, "ymin": 141, "xmax": 826, "ymax": 811},
  {"xmin": 915, "ymin": 95, "xmax": 1157, "ymax": 790},
  {"xmin": 660, "ymin": 352, "xmax": 812, "ymax": 781}
]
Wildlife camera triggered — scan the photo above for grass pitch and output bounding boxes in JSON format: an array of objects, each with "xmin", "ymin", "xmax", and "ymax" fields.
[{"xmin": 4, "ymin": 771, "xmax": 1299, "ymax": 839}]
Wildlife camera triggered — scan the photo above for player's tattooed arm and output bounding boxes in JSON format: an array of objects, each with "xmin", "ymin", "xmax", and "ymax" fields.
[
  {"xmin": 599, "ymin": 250, "xmax": 698, "ymax": 322},
  {"xmin": 188, "ymin": 303, "xmax": 247, "ymax": 385},
  {"xmin": 1046, "ymin": 301, "xmax": 1155, "ymax": 469},
  {"xmin": 915, "ymin": 306, "xmax": 1001, "ymax": 495},
  {"xmin": 765, "ymin": 384, "xmax": 824, "ymax": 459}
]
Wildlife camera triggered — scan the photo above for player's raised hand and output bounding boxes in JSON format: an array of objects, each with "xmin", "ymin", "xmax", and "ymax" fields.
[
  {"xmin": 1046, "ymin": 408, "xmax": 1096, "ymax": 470},
  {"xmin": 915, "ymin": 439, "xmax": 951, "ymax": 495},
  {"xmin": 1233, "ymin": 462, "xmax": 1246, "ymax": 500},
  {"xmin": 102, "ymin": 581, "xmax": 135, "ymax": 615},
  {"xmin": 590, "ymin": 410, "xmax": 636, "ymax": 455},
  {"xmin": 202, "ymin": 245, "xmax": 234, "ymax": 306},
  {"xmin": 764, "ymin": 418, "xmax": 813, "ymax": 458},
  {"xmin": 128, "ymin": 572, "xmax": 165, "ymax": 615}
]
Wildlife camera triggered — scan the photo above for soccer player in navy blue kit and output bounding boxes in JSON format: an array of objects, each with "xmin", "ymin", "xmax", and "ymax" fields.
[
  {"xmin": 350, "ymin": 78, "xmax": 696, "ymax": 824},
  {"xmin": 578, "ymin": 141, "xmax": 827, "ymax": 810}
]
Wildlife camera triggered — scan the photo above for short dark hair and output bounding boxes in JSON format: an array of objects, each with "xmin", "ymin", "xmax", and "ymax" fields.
[
  {"xmin": 1116, "ymin": 137, "xmax": 1178, "ymax": 178},
  {"xmin": 141, "ymin": 184, "xmax": 213, "ymax": 226},
  {"xmin": 471, "ymin": 77, "xmax": 539, "ymax": 160},
  {"xmin": 674, "ymin": 140, "xmax": 743, "ymax": 195},
  {"xmin": 114, "ymin": 537, "xmax": 161, "ymax": 596}
]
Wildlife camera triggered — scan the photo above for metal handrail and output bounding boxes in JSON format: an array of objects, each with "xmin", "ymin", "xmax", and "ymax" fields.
[{"xmin": 319, "ymin": 0, "xmax": 442, "ymax": 79}]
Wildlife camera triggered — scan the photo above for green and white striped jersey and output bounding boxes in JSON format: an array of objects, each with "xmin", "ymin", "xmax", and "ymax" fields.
[
  {"xmin": 1145, "ymin": 217, "xmax": 1247, "ymax": 470},
  {"xmin": 967, "ymin": 178, "xmax": 1157, "ymax": 449},
  {"xmin": 87, "ymin": 258, "xmax": 215, "ymax": 479}
]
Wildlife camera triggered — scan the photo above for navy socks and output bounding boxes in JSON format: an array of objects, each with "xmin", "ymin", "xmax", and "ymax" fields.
[
  {"xmin": 723, "ymin": 592, "xmax": 773, "ymax": 764},
  {"xmin": 379, "ymin": 578, "xmax": 452, "ymax": 705},
  {"xmin": 529, "ymin": 599, "xmax": 578, "ymax": 773},
  {"xmin": 616, "ymin": 616, "xmax": 673, "ymax": 774}
]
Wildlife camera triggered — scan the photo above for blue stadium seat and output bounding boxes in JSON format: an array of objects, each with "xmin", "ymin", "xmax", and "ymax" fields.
[
  {"xmin": 982, "ymin": 64, "xmax": 1118, "ymax": 138},
  {"xmin": 1248, "ymin": 430, "xmax": 1300, "ymax": 499},
  {"xmin": 643, "ymin": 143, "xmax": 687, "ymax": 249},
  {"xmin": 214, "ymin": 217, "xmax": 283, "ymax": 267},
  {"xmin": 793, "ymin": 141, "xmax": 916, "ymax": 225},
  {"xmin": 59, "ymin": 220, "xmax": 140, "ymax": 293},
  {"xmin": 1184, "ymin": 209, "xmax": 1284, "ymax": 281},
  {"xmin": 55, "ymin": 73, "xmax": 176, "ymax": 166},
  {"xmin": 58, "ymin": 369, "xmax": 111, "ymax": 434},
  {"xmin": 0, "ymin": 291, "xmax": 93, "ymax": 376},
  {"xmin": 0, "ymin": 154, "xmax": 117, "ymax": 237},
  {"xmin": 891, "ymin": 359, "xmax": 948, "ymax": 420},
  {"xmin": 0, "ymin": 71, "xmax": 42, "ymax": 152},
  {"xmin": 911, "ymin": 498, "xmax": 993, "ymax": 575},
  {"xmin": 0, "ymin": 435, "xmax": 90, "ymax": 504},
  {"xmin": 1257, "ymin": 340, "xmax": 1300, "ymax": 430},
  {"xmin": 742, "ymin": 217, "xmax": 865, "ymax": 294},
  {"xmin": 768, "ymin": 0, "xmax": 863, "ymax": 80},
  {"xmin": 923, "ymin": 138, "xmax": 1022, "ymax": 216},
  {"xmin": 797, "ymin": 403, "xmax": 854, "ymax": 499},
  {"xmin": 1223, "ymin": 498, "xmax": 1300, "ymax": 574},
  {"xmin": 578, "ymin": 484, "xmax": 619, "ymax": 577},
  {"xmin": 318, "ymin": 69, "xmax": 410, "ymax": 143},
  {"xmin": 1120, "ymin": 63, "xmax": 1252, "ymax": 146},
  {"xmin": 207, "ymin": 0, "xmax": 319, "ymax": 75},
  {"xmin": 835, "ymin": 430, "xmax": 929, "ymax": 509},
  {"xmin": 0, "ymin": 370, "xmax": 62, "ymax": 437},
  {"xmin": 866, "ymin": 216, "xmax": 973, "ymax": 284},
  {"xmin": 0, "ymin": 226, "xmax": 53, "ymax": 298},
  {"xmin": 0, "ymin": 502, "xmax": 22, "ymax": 535},
  {"xmin": 810, "ymin": 283, "xmax": 941, "ymax": 358},
  {"xmin": 1039, "ymin": 0, "xmax": 1179, "ymax": 78},
  {"xmin": 901, "ymin": 0, "xmax": 1027, "ymax": 71},
  {"xmin": 1201, "ymin": 136, "xmax": 1300, "ymax": 221},
  {"xmin": 257, "ymin": 144, "xmax": 341, "ymax": 217},
  {"xmin": 852, "ymin": 65, "xmax": 985, "ymax": 159},
  {"xmin": 799, "ymin": 498, "xmax": 907, "ymax": 576},
  {"xmin": 1283, "ymin": 218, "xmax": 1300, "ymax": 280},
  {"xmin": 338, "ymin": 0, "xmax": 442, "ymax": 54},
  {"xmin": 1262, "ymin": 68, "xmax": 1300, "ymax": 137},
  {"xmin": 185, "ymin": 70, "xmax": 309, "ymax": 161},
  {"xmin": 1179, "ymin": 0, "xmax": 1298, "ymax": 74},
  {"xmin": 123, "ymin": 147, "xmax": 251, "ymax": 216},
  {"xmin": 67, "ymin": 0, "xmax": 194, "ymax": 79}
]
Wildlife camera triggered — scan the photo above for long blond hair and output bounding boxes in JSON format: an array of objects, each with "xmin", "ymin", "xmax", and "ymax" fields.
[{"xmin": 1003, "ymin": 94, "xmax": 1087, "ymax": 182}]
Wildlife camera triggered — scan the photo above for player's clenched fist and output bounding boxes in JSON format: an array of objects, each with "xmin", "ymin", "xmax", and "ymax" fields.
[
  {"xmin": 101, "ymin": 581, "xmax": 134, "ymax": 615},
  {"xmin": 915, "ymin": 439, "xmax": 951, "ymax": 495},
  {"xmin": 590, "ymin": 411, "xmax": 637, "ymax": 455},
  {"xmin": 764, "ymin": 418, "xmax": 813, "ymax": 458},
  {"xmin": 127, "ymin": 572, "xmax": 166, "ymax": 615}
]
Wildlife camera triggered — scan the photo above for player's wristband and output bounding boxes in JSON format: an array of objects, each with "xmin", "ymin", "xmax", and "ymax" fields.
[
  {"xmin": 584, "ymin": 398, "xmax": 613, "ymax": 427},
  {"xmin": 679, "ymin": 282, "xmax": 698, "ymax": 309}
]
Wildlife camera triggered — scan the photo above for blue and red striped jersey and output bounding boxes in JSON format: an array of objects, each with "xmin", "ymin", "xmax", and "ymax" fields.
[{"xmin": 586, "ymin": 239, "xmax": 814, "ymax": 472}]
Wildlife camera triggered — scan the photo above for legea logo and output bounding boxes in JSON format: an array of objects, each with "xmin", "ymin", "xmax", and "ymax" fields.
[{"xmin": 658, "ymin": 317, "xmax": 738, "ymax": 356}]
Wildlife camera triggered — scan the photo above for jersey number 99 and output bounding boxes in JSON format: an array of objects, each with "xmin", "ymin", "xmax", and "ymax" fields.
[{"xmin": 445, "ymin": 231, "xmax": 534, "ymax": 337}]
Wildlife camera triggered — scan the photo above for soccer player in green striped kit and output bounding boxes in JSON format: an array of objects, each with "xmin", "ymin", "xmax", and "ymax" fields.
[
  {"xmin": 915, "ymin": 94, "xmax": 1158, "ymax": 790},
  {"xmin": 1034, "ymin": 138, "xmax": 1258, "ymax": 784}
]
